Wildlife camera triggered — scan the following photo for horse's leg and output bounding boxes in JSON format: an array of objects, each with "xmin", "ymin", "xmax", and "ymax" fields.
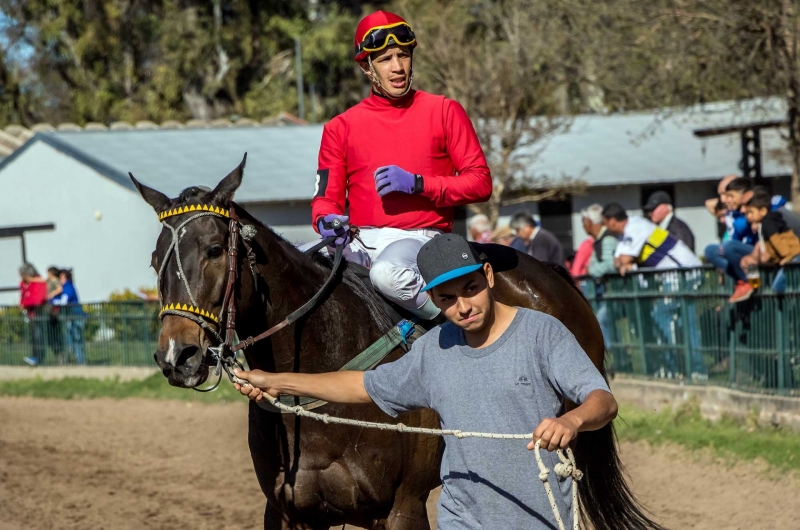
[{"xmin": 378, "ymin": 492, "xmax": 429, "ymax": 530}]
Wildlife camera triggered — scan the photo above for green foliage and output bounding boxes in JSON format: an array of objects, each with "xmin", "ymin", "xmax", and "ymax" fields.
[
  {"xmin": 0, "ymin": 372, "xmax": 245, "ymax": 403},
  {"xmin": 0, "ymin": 0, "xmax": 365, "ymax": 125},
  {"xmin": 616, "ymin": 401, "xmax": 800, "ymax": 472}
]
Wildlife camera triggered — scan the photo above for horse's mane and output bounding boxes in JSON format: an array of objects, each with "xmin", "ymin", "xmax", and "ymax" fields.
[{"xmin": 229, "ymin": 201, "xmax": 395, "ymax": 333}]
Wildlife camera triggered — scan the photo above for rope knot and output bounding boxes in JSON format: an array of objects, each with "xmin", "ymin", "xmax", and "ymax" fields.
[
  {"xmin": 453, "ymin": 430, "xmax": 465, "ymax": 439},
  {"xmin": 322, "ymin": 414, "xmax": 331, "ymax": 424},
  {"xmin": 553, "ymin": 462, "xmax": 573, "ymax": 478},
  {"xmin": 538, "ymin": 470, "xmax": 550, "ymax": 482},
  {"xmin": 396, "ymin": 423, "xmax": 406, "ymax": 432}
]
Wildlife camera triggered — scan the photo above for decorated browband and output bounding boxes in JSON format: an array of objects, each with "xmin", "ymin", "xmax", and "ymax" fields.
[
  {"xmin": 159, "ymin": 303, "xmax": 220, "ymax": 324},
  {"xmin": 158, "ymin": 204, "xmax": 230, "ymax": 221}
]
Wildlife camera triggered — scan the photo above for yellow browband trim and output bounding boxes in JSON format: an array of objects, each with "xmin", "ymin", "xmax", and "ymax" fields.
[
  {"xmin": 160, "ymin": 303, "xmax": 220, "ymax": 324},
  {"xmin": 158, "ymin": 204, "xmax": 230, "ymax": 221}
]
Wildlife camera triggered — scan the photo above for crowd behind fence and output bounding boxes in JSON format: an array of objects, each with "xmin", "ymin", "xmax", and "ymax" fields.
[{"xmin": 1, "ymin": 265, "xmax": 799, "ymax": 396}]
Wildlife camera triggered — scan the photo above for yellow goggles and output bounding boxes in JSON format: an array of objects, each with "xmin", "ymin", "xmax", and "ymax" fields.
[{"xmin": 356, "ymin": 23, "xmax": 416, "ymax": 57}]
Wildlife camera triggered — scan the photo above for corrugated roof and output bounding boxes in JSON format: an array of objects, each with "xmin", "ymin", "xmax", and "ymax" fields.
[
  {"xmin": 43, "ymin": 126, "xmax": 323, "ymax": 202},
  {"xmin": 527, "ymin": 98, "xmax": 791, "ymax": 186},
  {"xmin": 0, "ymin": 98, "xmax": 791, "ymax": 200}
]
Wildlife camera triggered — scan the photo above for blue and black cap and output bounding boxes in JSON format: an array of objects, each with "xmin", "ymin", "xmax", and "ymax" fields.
[{"xmin": 418, "ymin": 233, "xmax": 484, "ymax": 292}]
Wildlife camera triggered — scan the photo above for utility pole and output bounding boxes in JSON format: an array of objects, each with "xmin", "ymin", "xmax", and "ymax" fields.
[{"xmin": 295, "ymin": 37, "xmax": 306, "ymax": 121}]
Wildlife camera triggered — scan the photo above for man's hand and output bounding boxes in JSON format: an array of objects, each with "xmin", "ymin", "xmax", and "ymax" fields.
[
  {"xmin": 233, "ymin": 369, "xmax": 279, "ymax": 402},
  {"xmin": 618, "ymin": 262, "xmax": 635, "ymax": 276},
  {"xmin": 374, "ymin": 166, "xmax": 420, "ymax": 196},
  {"xmin": 740, "ymin": 254, "xmax": 757, "ymax": 269},
  {"xmin": 317, "ymin": 214, "xmax": 351, "ymax": 246},
  {"xmin": 529, "ymin": 416, "xmax": 581, "ymax": 452}
]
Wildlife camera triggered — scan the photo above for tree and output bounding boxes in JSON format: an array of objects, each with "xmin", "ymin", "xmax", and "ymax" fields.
[
  {"xmin": 397, "ymin": 0, "xmax": 591, "ymax": 227},
  {"xmin": 0, "ymin": 0, "xmax": 368, "ymax": 126}
]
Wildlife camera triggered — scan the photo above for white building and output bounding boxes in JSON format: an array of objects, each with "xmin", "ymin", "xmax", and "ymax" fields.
[
  {"xmin": 0, "ymin": 126, "xmax": 325, "ymax": 304},
  {"xmin": 0, "ymin": 98, "xmax": 791, "ymax": 303}
]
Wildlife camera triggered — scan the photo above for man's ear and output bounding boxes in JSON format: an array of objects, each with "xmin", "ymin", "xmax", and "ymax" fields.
[{"xmin": 483, "ymin": 262, "xmax": 495, "ymax": 288}]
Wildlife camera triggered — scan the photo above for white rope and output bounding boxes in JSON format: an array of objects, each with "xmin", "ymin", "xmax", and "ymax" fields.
[{"xmin": 238, "ymin": 376, "xmax": 581, "ymax": 529}]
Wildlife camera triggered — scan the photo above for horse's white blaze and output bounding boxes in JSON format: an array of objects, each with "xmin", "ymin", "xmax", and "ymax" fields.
[{"xmin": 165, "ymin": 338, "xmax": 177, "ymax": 365}]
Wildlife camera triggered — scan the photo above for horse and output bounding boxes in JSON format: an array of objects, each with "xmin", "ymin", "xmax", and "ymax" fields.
[{"xmin": 131, "ymin": 155, "xmax": 663, "ymax": 530}]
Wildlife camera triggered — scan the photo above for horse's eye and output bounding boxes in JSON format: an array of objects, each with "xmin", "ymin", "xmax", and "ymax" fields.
[{"xmin": 207, "ymin": 245, "xmax": 224, "ymax": 259}]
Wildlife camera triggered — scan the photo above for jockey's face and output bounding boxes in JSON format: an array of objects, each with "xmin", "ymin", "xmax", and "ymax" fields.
[
  {"xmin": 429, "ymin": 263, "xmax": 495, "ymax": 334},
  {"xmin": 360, "ymin": 45, "xmax": 412, "ymax": 98}
]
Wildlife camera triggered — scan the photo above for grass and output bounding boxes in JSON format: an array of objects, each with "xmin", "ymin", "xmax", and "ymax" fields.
[
  {"xmin": 615, "ymin": 399, "xmax": 800, "ymax": 472},
  {"xmin": 1, "ymin": 375, "xmax": 799, "ymax": 473},
  {"xmin": 0, "ymin": 372, "xmax": 245, "ymax": 403}
]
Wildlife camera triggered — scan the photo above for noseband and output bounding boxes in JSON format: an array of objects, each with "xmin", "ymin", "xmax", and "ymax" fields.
[{"xmin": 156, "ymin": 203, "xmax": 344, "ymax": 391}]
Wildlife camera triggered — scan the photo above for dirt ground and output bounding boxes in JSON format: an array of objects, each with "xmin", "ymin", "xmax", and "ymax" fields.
[{"xmin": 1, "ymin": 397, "xmax": 798, "ymax": 530}]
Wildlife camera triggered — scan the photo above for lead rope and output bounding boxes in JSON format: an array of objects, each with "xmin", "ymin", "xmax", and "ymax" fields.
[{"xmin": 228, "ymin": 373, "xmax": 581, "ymax": 529}]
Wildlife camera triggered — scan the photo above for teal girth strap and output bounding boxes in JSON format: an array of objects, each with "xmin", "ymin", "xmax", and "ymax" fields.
[{"xmin": 258, "ymin": 319, "xmax": 421, "ymax": 414}]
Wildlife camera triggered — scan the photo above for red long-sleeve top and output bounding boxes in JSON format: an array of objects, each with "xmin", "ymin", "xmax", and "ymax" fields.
[
  {"xmin": 312, "ymin": 90, "xmax": 492, "ymax": 232},
  {"xmin": 20, "ymin": 280, "xmax": 47, "ymax": 316}
]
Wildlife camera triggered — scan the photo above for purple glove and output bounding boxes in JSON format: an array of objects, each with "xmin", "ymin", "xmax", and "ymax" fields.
[
  {"xmin": 317, "ymin": 214, "xmax": 351, "ymax": 246},
  {"xmin": 374, "ymin": 165, "xmax": 422, "ymax": 197}
]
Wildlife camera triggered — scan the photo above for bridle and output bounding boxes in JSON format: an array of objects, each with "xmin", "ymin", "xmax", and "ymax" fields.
[{"xmin": 155, "ymin": 202, "xmax": 345, "ymax": 392}]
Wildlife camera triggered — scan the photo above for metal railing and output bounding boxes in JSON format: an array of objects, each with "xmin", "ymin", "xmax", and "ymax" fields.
[
  {"xmin": 578, "ymin": 264, "xmax": 800, "ymax": 396},
  {"xmin": 2, "ymin": 265, "xmax": 799, "ymax": 396},
  {"xmin": 0, "ymin": 301, "xmax": 160, "ymax": 366}
]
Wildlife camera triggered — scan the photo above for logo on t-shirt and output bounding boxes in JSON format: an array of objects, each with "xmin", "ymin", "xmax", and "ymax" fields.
[{"xmin": 515, "ymin": 375, "xmax": 531, "ymax": 386}]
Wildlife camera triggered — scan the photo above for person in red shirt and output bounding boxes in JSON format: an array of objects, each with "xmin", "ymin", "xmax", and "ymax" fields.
[
  {"xmin": 311, "ymin": 10, "xmax": 492, "ymax": 319},
  {"xmin": 19, "ymin": 263, "xmax": 48, "ymax": 366}
]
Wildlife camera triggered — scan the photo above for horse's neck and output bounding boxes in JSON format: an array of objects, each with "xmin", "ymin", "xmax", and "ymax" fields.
[{"xmin": 242, "ymin": 227, "xmax": 382, "ymax": 372}]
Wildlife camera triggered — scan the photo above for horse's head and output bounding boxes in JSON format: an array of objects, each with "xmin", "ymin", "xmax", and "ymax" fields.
[{"xmin": 130, "ymin": 154, "xmax": 247, "ymax": 388}]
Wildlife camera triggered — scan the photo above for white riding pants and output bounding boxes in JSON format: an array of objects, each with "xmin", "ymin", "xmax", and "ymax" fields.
[{"xmin": 299, "ymin": 227, "xmax": 442, "ymax": 318}]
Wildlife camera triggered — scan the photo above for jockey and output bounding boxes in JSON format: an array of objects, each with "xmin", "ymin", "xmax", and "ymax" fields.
[{"xmin": 311, "ymin": 10, "xmax": 492, "ymax": 320}]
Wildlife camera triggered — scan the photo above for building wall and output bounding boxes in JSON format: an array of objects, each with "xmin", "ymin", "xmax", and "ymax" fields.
[{"xmin": 0, "ymin": 142, "xmax": 161, "ymax": 304}]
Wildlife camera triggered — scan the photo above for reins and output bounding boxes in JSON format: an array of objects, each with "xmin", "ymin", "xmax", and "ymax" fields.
[{"xmin": 156, "ymin": 203, "xmax": 348, "ymax": 392}]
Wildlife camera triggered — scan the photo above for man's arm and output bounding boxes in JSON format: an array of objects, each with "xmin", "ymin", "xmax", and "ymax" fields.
[
  {"xmin": 705, "ymin": 197, "xmax": 719, "ymax": 216},
  {"xmin": 419, "ymin": 99, "xmax": 492, "ymax": 207},
  {"xmin": 310, "ymin": 121, "xmax": 348, "ymax": 230},
  {"xmin": 528, "ymin": 389, "xmax": 617, "ymax": 451},
  {"xmin": 234, "ymin": 369, "xmax": 371, "ymax": 404}
]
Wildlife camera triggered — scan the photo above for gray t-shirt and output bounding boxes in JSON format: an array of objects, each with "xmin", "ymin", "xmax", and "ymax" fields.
[{"xmin": 363, "ymin": 308, "xmax": 611, "ymax": 530}]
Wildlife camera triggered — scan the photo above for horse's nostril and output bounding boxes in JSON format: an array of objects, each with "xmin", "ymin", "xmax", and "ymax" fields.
[{"xmin": 176, "ymin": 345, "xmax": 202, "ymax": 370}]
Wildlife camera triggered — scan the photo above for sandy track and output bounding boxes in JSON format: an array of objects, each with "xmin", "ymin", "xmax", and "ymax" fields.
[{"xmin": 0, "ymin": 397, "xmax": 797, "ymax": 529}]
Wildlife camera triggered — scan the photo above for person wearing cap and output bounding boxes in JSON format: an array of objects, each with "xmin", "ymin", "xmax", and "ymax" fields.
[
  {"xmin": 233, "ymin": 233, "xmax": 617, "ymax": 530},
  {"xmin": 311, "ymin": 10, "xmax": 492, "ymax": 321},
  {"xmin": 643, "ymin": 190, "xmax": 695, "ymax": 252}
]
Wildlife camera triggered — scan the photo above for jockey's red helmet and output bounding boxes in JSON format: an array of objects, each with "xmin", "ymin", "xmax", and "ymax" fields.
[{"xmin": 354, "ymin": 10, "xmax": 417, "ymax": 63}]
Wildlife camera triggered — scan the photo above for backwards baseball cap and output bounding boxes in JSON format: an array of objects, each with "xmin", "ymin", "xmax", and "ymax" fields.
[
  {"xmin": 643, "ymin": 190, "xmax": 672, "ymax": 212},
  {"xmin": 418, "ymin": 234, "xmax": 484, "ymax": 292}
]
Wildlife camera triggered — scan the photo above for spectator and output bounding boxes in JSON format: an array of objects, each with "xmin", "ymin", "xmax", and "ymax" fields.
[
  {"xmin": 603, "ymin": 203, "xmax": 703, "ymax": 379},
  {"xmin": 508, "ymin": 211, "xmax": 564, "ymax": 264},
  {"xmin": 51, "ymin": 268, "xmax": 87, "ymax": 365},
  {"xmin": 704, "ymin": 174, "xmax": 738, "ymax": 218},
  {"xmin": 714, "ymin": 199, "xmax": 729, "ymax": 242},
  {"xmin": 467, "ymin": 214, "xmax": 493, "ymax": 243},
  {"xmin": 704, "ymin": 178, "xmax": 758, "ymax": 303},
  {"xmin": 602, "ymin": 203, "xmax": 701, "ymax": 273},
  {"xmin": 581, "ymin": 203, "xmax": 619, "ymax": 350},
  {"xmin": 489, "ymin": 226, "xmax": 515, "ymax": 246},
  {"xmin": 46, "ymin": 266, "xmax": 66, "ymax": 364},
  {"xmin": 642, "ymin": 191, "xmax": 695, "ymax": 252},
  {"xmin": 19, "ymin": 264, "xmax": 48, "ymax": 366},
  {"xmin": 583, "ymin": 204, "xmax": 618, "ymax": 278},
  {"xmin": 742, "ymin": 189, "xmax": 800, "ymax": 294},
  {"xmin": 570, "ymin": 237, "xmax": 594, "ymax": 277}
]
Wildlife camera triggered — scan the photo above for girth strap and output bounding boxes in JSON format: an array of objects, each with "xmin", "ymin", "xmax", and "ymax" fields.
[{"xmin": 257, "ymin": 319, "xmax": 421, "ymax": 413}]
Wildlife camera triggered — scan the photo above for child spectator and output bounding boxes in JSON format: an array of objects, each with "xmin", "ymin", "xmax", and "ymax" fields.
[
  {"xmin": 742, "ymin": 190, "xmax": 800, "ymax": 294},
  {"xmin": 51, "ymin": 268, "xmax": 87, "ymax": 365},
  {"xmin": 704, "ymin": 177, "xmax": 758, "ymax": 303}
]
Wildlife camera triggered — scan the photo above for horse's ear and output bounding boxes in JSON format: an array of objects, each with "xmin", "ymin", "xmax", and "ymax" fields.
[
  {"xmin": 130, "ymin": 173, "xmax": 171, "ymax": 213},
  {"xmin": 211, "ymin": 153, "xmax": 247, "ymax": 205}
]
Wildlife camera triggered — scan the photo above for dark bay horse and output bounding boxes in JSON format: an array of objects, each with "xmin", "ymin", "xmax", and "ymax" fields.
[{"xmin": 131, "ymin": 156, "xmax": 662, "ymax": 530}]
